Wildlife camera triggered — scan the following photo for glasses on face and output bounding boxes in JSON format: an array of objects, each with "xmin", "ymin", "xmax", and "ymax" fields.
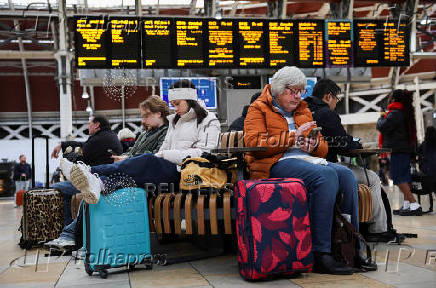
[
  {"xmin": 285, "ymin": 86, "xmax": 307, "ymax": 96},
  {"xmin": 333, "ymin": 94, "xmax": 341, "ymax": 102}
]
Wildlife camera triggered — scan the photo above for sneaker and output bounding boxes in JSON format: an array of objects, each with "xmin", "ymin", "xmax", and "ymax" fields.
[
  {"xmin": 60, "ymin": 158, "xmax": 74, "ymax": 181},
  {"xmin": 399, "ymin": 206, "xmax": 422, "ymax": 216},
  {"xmin": 44, "ymin": 238, "xmax": 75, "ymax": 251},
  {"xmin": 72, "ymin": 247, "xmax": 85, "ymax": 260},
  {"xmin": 70, "ymin": 163, "xmax": 101, "ymax": 204}
]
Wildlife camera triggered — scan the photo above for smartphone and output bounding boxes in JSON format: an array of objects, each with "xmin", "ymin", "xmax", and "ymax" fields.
[{"xmin": 308, "ymin": 127, "xmax": 322, "ymax": 138}]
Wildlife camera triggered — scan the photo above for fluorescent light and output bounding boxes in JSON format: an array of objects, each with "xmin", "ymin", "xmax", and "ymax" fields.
[
  {"xmin": 82, "ymin": 86, "xmax": 89, "ymax": 99},
  {"xmin": 420, "ymin": 19, "xmax": 432, "ymax": 25},
  {"xmin": 86, "ymin": 106, "xmax": 93, "ymax": 113}
]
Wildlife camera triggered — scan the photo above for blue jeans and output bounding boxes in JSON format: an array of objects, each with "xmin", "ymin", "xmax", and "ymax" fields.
[
  {"xmin": 52, "ymin": 181, "xmax": 80, "ymax": 226},
  {"xmin": 270, "ymin": 158, "xmax": 359, "ymax": 253},
  {"xmin": 59, "ymin": 199, "xmax": 83, "ymax": 241},
  {"xmin": 91, "ymin": 153, "xmax": 180, "ymax": 191}
]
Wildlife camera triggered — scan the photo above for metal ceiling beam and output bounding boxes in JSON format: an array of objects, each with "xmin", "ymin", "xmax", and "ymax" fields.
[{"xmin": 0, "ymin": 50, "xmax": 54, "ymax": 59}]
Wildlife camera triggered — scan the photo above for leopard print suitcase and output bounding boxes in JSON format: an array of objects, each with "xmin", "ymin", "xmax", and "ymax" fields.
[{"xmin": 19, "ymin": 189, "xmax": 64, "ymax": 249}]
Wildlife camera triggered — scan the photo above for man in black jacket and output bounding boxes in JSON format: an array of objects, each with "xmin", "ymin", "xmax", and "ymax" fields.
[
  {"xmin": 51, "ymin": 116, "xmax": 122, "ymax": 227},
  {"xmin": 306, "ymin": 79, "xmax": 393, "ymax": 242},
  {"xmin": 13, "ymin": 154, "xmax": 31, "ymax": 206},
  {"xmin": 51, "ymin": 116, "xmax": 122, "ymax": 166}
]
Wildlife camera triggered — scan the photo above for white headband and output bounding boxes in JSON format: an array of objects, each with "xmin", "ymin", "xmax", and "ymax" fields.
[{"xmin": 168, "ymin": 88, "xmax": 198, "ymax": 102}]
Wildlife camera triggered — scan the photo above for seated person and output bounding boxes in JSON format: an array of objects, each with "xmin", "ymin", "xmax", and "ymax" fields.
[
  {"xmin": 244, "ymin": 66, "xmax": 376, "ymax": 274},
  {"xmin": 228, "ymin": 92, "xmax": 261, "ymax": 132},
  {"xmin": 305, "ymin": 79, "xmax": 393, "ymax": 242},
  {"xmin": 46, "ymin": 80, "xmax": 220, "ymax": 251},
  {"xmin": 112, "ymin": 95, "xmax": 169, "ymax": 162},
  {"xmin": 51, "ymin": 116, "xmax": 122, "ymax": 226},
  {"xmin": 117, "ymin": 128, "xmax": 137, "ymax": 153}
]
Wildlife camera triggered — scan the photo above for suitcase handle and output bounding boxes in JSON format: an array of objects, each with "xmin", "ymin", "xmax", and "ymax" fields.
[{"xmin": 31, "ymin": 135, "xmax": 50, "ymax": 189}]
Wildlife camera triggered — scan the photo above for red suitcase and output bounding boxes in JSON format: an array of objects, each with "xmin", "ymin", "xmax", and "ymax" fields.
[
  {"xmin": 235, "ymin": 178, "xmax": 313, "ymax": 280},
  {"xmin": 16, "ymin": 189, "xmax": 25, "ymax": 206}
]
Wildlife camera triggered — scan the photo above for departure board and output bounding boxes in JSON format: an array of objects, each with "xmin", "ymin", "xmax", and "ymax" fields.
[
  {"xmin": 382, "ymin": 21, "xmax": 409, "ymax": 66},
  {"xmin": 143, "ymin": 19, "xmax": 173, "ymax": 68},
  {"xmin": 297, "ymin": 20, "xmax": 324, "ymax": 68},
  {"xmin": 237, "ymin": 20, "xmax": 266, "ymax": 67},
  {"xmin": 325, "ymin": 20, "xmax": 353, "ymax": 67},
  {"xmin": 268, "ymin": 21, "xmax": 296, "ymax": 67},
  {"xmin": 207, "ymin": 20, "xmax": 235, "ymax": 67},
  {"xmin": 354, "ymin": 20, "xmax": 382, "ymax": 66},
  {"xmin": 175, "ymin": 19, "xmax": 205, "ymax": 68},
  {"xmin": 75, "ymin": 17, "xmax": 107, "ymax": 68},
  {"xmin": 110, "ymin": 18, "xmax": 140, "ymax": 68}
]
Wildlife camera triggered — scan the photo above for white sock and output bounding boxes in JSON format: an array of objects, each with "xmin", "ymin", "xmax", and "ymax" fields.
[
  {"xmin": 410, "ymin": 202, "xmax": 421, "ymax": 210},
  {"xmin": 402, "ymin": 201, "xmax": 410, "ymax": 209}
]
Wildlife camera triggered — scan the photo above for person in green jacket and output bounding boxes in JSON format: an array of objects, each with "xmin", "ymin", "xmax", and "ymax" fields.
[{"xmin": 112, "ymin": 95, "xmax": 169, "ymax": 162}]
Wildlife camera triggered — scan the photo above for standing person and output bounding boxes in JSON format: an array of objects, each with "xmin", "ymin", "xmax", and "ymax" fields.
[
  {"xmin": 306, "ymin": 79, "xmax": 392, "ymax": 242},
  {"xmin": 418, "ymin": 126, "xmax": 436, "ymax": 199},
  {"xmin": 13, "ymin": 154, "xmax": 31, "ymax": 204},
  {"xmin": 244, "ymin": 66, "xmax": 376, "ymax": 274},
  {"xmin": 377, "ymin": 89, "xmax": 420, "ymax": 216},
  {"xmin": 51, "ymin": 116, "xmax": 122, "ymax": 226}
]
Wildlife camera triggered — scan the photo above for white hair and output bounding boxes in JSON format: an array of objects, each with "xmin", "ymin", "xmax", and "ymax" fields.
[
  {"xmin": 117, "ymin": 128, "xmax": 136, "ymax": 141},
  {"xmin": 270, "ymin": 66, "xmax": 307, "ymax": 97}
]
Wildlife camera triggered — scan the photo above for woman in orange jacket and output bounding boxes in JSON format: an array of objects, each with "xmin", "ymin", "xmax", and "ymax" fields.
[{"xmin": 244, "ymin": 66, "xmax": 376, "ymax": 274}]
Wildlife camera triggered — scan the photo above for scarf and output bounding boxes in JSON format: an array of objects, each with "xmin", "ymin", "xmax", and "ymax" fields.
[{"xmin": 378, "ymin": 102, "xmax": 403, "ymax": 157}]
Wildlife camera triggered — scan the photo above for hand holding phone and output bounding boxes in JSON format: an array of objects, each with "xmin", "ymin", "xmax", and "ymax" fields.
[{"xmin": 308, "ymin": 127, "xmax": 322, "ymax": 138}]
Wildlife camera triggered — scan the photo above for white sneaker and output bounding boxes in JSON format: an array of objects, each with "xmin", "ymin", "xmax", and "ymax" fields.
[
  {"xmin": 70, "ymin": 163, "xmax": 102, "ymax": 204},
  {"xmin": 45, "ymin": 238, "xmax": 75, "ymax": 250},
  {"xmin": 60, "ymin": 158, "xmax": 74, "ymax": 181}
]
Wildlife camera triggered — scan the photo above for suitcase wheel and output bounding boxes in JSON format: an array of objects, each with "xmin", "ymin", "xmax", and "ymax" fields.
[
  {"xmin": 128, "ymin": 264, "xmax": 136, "ymax": 270},
  {"xmin": 84, "ymin": 263, "xmax": 93, "ymax": 276},
  {"xmin": 98, "ymin": 269, "xmax": 108, "ymax": 279},
  {"xmin": 145, "ymin": 262, "xmax": 153, "ymax": 270}
]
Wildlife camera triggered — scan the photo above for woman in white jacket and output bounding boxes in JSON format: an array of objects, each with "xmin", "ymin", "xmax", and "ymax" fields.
[{"xmin": 64, "ymin": 80, "xmax": 221, "ymax": 204}]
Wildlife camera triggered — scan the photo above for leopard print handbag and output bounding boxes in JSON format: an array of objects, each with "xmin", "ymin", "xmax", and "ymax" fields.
[{"xmin": 19, "ymin": 189, "xmax": 64, "ymax": 249}]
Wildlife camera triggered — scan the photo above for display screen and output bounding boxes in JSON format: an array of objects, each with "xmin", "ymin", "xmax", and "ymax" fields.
[
  {"xmin": 110, "ymin": 18, "xmax": 140, "ymax": 68},
  {"xmin": 75, "ymin": 17, "xmax": 107, "ymax": 68},
  {"xmin": 268, "ymin": 21, "xmax": 296, "ymax": 67},
  {"xmin": 207, "ymin": 20, "xmax": 235, "ymax": 68},
  {"xmin": 237, "ymin": 20, "xmax": 266, "ymax": 67},
  {"xmin": 382, "ymin": 20, "xmax": 409, "ymax": 66},
  {"xmin": 143, "ymin": 18, "xmax": 173, "ymax": 68},
  {"xmin": 325, "ymin": 20, "xmax": 353, "ymax": 67},
  {"xmin": 297, "ymin": 20, "xmax": 324, "ymax": 68},
  {"xmin": 354, "ymin": 20, "xmax": 382, "ymax": 66},
  {"xmin": 74, "ymin": 17, "xmax": 410, "ymax": 69},
  {"xmin": 175, "ymin": 19, "xmax": 205, "ymax": 68},
  {"xmin": 160, "ymin": 77, "xmax": 217, "ymax": 109}
]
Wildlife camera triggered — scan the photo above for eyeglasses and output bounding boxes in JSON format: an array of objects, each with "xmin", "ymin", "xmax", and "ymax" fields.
[
  {"xmin": 285, "ymin": 86, "xmax": 307, "ymax": 96},
  {"xmin": 333, "ymin": 94, "xmax": 341, "ymax": 102}
]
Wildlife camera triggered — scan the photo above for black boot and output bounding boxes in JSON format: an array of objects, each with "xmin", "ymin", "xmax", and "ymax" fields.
[
  {"xmin": 313, "ymin": 252, "xmax": 353, "ymax": 275},
  {"xmin": 355, "ymin": 251, "xmax": 377, "ymax": 272}
]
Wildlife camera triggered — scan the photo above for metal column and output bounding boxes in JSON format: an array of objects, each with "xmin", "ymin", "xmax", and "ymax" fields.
[{"xmin": 55, "ymin": 0, "xmax": 73, "ymax": 139}]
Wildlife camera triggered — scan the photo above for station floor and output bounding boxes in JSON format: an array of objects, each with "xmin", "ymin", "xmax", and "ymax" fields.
[{"xmin": 0, "ymin": 185, "xmax": 435, "ymax": 288}]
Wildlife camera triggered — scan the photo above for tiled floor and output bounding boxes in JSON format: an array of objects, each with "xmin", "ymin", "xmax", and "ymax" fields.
[{"xmin": 0, "ymin": 184, "xmax": 435, "ymax": 288}]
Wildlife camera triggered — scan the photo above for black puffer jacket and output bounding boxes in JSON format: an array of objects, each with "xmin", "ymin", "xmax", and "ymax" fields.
[
  {"xmin": 376, "ymin": 110, "xmax": 413, "ymax": 153},
  {"xmin": 61, "ymin": 128, "xmax": 122, "ymax": 166},
  {"xmin": 306, "ymin": 96, "xmax": 362, "ymax": 162}
]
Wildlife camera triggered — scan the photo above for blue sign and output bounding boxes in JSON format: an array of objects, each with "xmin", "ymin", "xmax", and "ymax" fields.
[{"xmin": 160, "ymin": 77, "xmax": 217, "ymax": 109}]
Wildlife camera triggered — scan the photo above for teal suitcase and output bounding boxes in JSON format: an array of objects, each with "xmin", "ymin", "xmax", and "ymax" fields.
[{"xmin": 83, "ymin": 187, "xmax": 152, "ymax": 278}]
